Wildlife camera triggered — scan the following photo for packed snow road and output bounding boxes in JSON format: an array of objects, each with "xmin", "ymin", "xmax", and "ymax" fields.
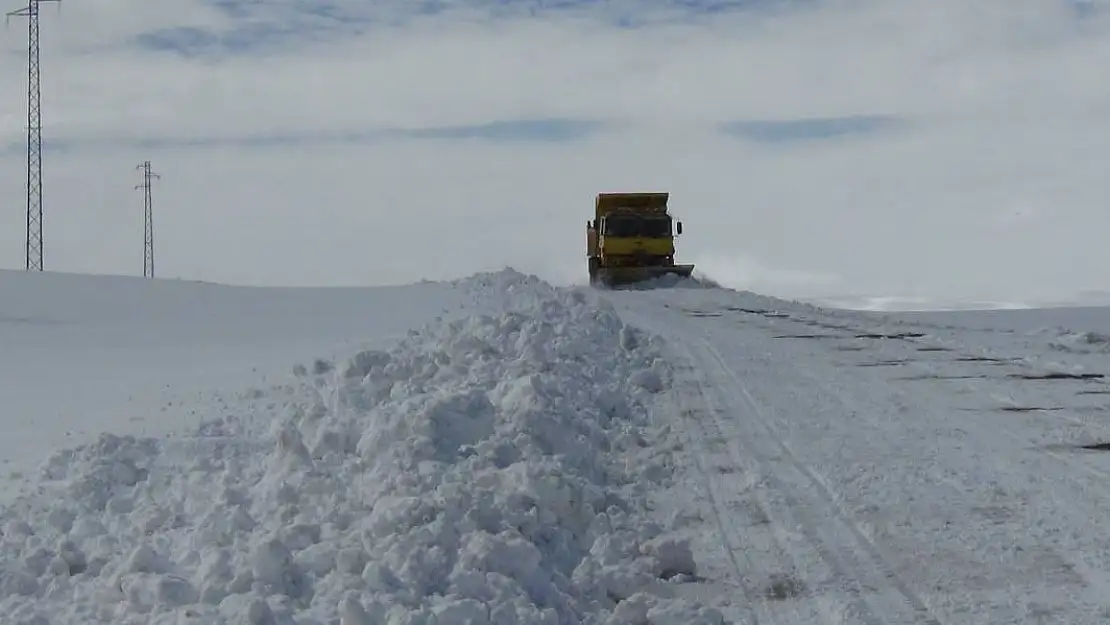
[{"xmin": 601, "ymin": 284, "xmax": 1110, "ymax": 625}]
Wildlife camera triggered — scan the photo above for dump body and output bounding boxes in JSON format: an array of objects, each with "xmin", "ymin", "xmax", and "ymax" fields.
[{"xmin": 586, "ymin": 192, "xmax": 694, "ymax": 287}]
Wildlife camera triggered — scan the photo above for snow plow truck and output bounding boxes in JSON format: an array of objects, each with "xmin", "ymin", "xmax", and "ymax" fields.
[{"xmin": 586, "ymin": 192, "xmax": 695, "ymax": 287}]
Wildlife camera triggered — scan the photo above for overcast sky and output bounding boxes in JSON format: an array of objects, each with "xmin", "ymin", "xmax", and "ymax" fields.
[{"xmin": 1, "ymin": 0, "xmax": 1108, "ymax": 307}]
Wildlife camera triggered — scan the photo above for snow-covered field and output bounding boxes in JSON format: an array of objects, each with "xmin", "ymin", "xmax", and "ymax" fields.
[
  {"xmin": 4, "ymin": 267, "xmax": 1110, "ymax": 624},
  {"xmin": 0, "ymin": 269, "xmax": 487, "ymax": 502}
]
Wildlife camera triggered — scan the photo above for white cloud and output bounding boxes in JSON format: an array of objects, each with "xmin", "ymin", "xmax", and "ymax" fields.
[{"xmin": 1, "ymin": 0, "xmax": 1109, "ymax": 308}]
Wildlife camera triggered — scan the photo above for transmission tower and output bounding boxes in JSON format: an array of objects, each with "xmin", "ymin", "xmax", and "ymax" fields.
[
  {"xmin": 6, "ymin": 0, "xmax": 60, "ymax": 272},
  {"xmin": 136, "ymin": 161, "xmax": 159, "ymax": 278}
]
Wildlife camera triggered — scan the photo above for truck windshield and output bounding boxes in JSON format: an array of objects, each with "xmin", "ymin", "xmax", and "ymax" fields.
[
  {"xmin": 641, "ymin": 217, "xmax": 671, "ymax": 237},
  {"xmin": 604, "ymin": 215, "xmax": 671, "ymax": 237}
]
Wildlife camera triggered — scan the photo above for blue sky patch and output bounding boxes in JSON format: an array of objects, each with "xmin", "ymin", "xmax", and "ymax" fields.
[
  {"xmin": 0, "ymin": 118, "xmax": 610, "ymax": 155},
  {"xmin": 136, "ymin": 23, "xmax": 314, "ymax": 57},
  {"xmin": 132, "ymin": 0, "xmax": 1099, "ymax": 57},
  {"xmin": 719, "ymin": 115, "xmax": 906, "ymax": 144},
  {"xmin": 404, "ymin": 118, "xmax": 604, "ymax": 141},
  {"xmin": 1067, "ymin": 0, "xmax": 1099, "ymax": 19},
  {"xmin": 133, "ymin": 0, "xmax": 816, "ymax": 56}
]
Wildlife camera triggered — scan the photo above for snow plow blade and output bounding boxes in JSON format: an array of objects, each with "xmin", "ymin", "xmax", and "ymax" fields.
[{"xmin": 595, "ymin": 263, "xmax": 695, "ymax": 287}]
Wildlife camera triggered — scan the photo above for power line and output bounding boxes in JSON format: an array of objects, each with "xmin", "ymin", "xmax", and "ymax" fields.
[
  {"xmin": 6, "ymin": 0, "xmax": 60, "ymax": 272},
  {"xmin": 136, "ymin": 161, "xmax": 159, "ymax": 278}
]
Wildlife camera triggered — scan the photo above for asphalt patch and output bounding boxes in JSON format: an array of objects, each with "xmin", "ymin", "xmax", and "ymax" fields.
[
  {"xmin": 1080, "ymin": 442, "xmax": 1110, "ymax": 451},
  {"xmin": 856, "ymin": 359, "xmax": 913, "ymax": 367},
  {"xmin": 854, "ymin": 332, "xmax": 927, "ymax": 339},
  {"xmin": 1041, "ymin": 441, "xmax": 1110, "ymax": 453},
  {"xmin": 895, "ymin": 374, "xmax": 988, "ymax": 380},
  {"xmin": 724, "ymin": 307, "xmax": 790, "ymax": 318},
  {"xmin": 1008, "ymin": 372, "xmax": 1104, "ymax": 381}
]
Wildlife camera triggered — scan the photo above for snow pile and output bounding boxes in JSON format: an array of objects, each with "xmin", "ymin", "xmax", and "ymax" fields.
[
  {"xmin": 451, "ymin": 267, "xmax": 569, "ymax": 314},
  {"xmin": 0, "ymin": 270, "xmax": 724, "ymax": 625}
]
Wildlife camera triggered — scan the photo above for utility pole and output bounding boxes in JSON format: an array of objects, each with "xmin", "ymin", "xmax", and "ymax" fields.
[
  {"xmin": 136, "ymin": 161, "xmax": 159, "ymax": 278},
  {"xmin": 6, "ymin": 0, "xmax": 60, "ymax": 272}
]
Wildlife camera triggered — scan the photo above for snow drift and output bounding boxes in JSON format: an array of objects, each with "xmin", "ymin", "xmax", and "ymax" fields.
[{"xmin": 0, "ymin": 269, "xmax": 724, "ymax": 625}]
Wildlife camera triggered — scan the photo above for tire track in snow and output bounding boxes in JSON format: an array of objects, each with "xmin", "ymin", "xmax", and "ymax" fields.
[
  {"xmin": 699, "ymin": 297, "xmax": 1110, "ymax": 617},
  {"xmin": 787, "ymin": 335, "xmax": 1110, "ymax": 619},
  {"xmin": 616, "ymin": 289, "xmax": 1110, "ymax": 621},
  {"xmin": 615, "ymin": 293, "xmax": 934, "ymax": 623},
  {"xmin": 669, "ymin": 362, "xmax": 839, "ymax": 625},
  {"xmin": 691, "ymin": 338, "xmax": 945, "ymax": 625},
  {"xmin": 719, "ymin": 295, "xmax": 1110, "ymax": 617},
  {"xmin": 663, "ymin": 371, "xmax": 765, "ymax": 625}
]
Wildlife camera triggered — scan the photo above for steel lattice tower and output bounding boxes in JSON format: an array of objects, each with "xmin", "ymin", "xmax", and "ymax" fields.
[
  {"xmin": 7, "ymin": 0, "xmax": 59, "ymax": 271},
  {"xmin": 136, "ymin": 161, "xmax": 159, "ymax": 278}
]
